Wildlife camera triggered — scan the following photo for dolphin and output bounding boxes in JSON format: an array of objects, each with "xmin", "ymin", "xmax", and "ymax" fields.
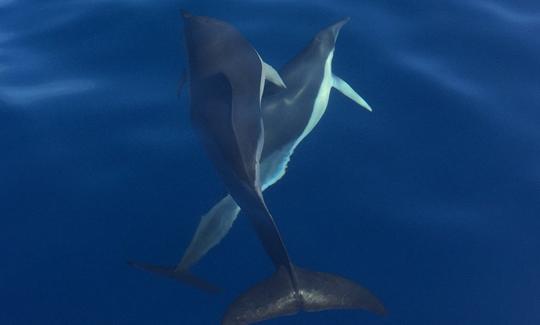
[
  {"xmin": 178, "ymin": 18, "xmax": 373, "ymax": 275},
  {"xmin": 133, "ymin": 12, "xmax": 385, "ymax": 324},
  {"xmin": 129, "ymin": 10, "xmax": 286, "ymax": 293}
]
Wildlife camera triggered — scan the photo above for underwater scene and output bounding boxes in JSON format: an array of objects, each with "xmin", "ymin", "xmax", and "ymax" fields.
[{"xmin": 1, "ymin": 0, "xmax": 539, "ymax": 324}]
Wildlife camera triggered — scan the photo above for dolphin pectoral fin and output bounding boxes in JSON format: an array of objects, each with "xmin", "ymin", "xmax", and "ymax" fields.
[
  {"xmin": 332, "ymin": 74, "xmax": 372, "ymax": 112},
  {"xmin": 222, "ymin": 265, "xmax": 386, "ymax": 324},
  {"xmin": 262, "ymin": 61, "xmax": 287, "ymax": 88},
  {"xmin": 177, "ymin": 195, "xmax": 241, "ymax": 271},
  {"xmin": 127, "ymin": 261, "xmax": 221, "ymax": 294}
]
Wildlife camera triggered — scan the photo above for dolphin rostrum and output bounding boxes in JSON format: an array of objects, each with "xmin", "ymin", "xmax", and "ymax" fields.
[
  {"xmin": 178, "ymin": 18, "xmax": 373, "ymax": 275},
  {"xmin": 133, "ymin": 12, "xmax": 385, "ymax": 324}
]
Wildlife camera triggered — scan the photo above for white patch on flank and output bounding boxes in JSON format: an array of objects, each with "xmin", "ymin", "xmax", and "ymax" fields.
[
  {"xmin": 259, "ymin": 142, "xmax": 296, "ymax": 189},
  {"xmin": 256, "ymin": 52, "xmax": 266, "ymax": 104},
  {"xmin": 299, "ymin": 50, "xmax": 335, "ymax": 143}
]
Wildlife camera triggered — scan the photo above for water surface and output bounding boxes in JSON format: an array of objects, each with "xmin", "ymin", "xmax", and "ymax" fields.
[{"xmin": 1, "ymin": 1, "xmax": 539, "ymax": 324}]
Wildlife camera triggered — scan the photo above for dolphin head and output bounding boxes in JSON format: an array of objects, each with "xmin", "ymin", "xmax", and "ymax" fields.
[
  {"xmin": 181, "ymin": 10, "xmax": 241, "ymax": 44},
  {"xmin": 312, "ymin": 17, "xmax": 350, "ymax": 54},
  {"xmin": 181, "ymin": 10, "xmax": 232, "ymax": 35},
  {"xmin": 182, "ymin": 10, "xmax": 221, "ymax": 26},
  {"xmin": 181, "ymin": 10, "xmax": 239, "ymax": 72}
]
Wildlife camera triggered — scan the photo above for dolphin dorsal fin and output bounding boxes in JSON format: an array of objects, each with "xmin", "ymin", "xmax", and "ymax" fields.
[
  {"xmin": 262, "ymin": 60, "xmax": 287, "ymax": 89},
  {"xmin": 332, "ymin": 74, "xmax": 372, "ymax": 112}
]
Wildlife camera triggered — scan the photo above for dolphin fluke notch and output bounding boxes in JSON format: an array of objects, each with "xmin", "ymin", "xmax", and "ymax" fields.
[
  {"xmin": 222, "ymin": 266, "xmax": 386, "ymax": 325},
  {"xmin": 127, "ymin": 261, "xmax": 221, "ymax": 294}
]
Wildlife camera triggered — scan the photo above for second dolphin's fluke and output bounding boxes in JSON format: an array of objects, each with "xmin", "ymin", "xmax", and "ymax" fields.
[{"xmin": 127, "ymin": 261, "xmax": 220, "ymax": 293}]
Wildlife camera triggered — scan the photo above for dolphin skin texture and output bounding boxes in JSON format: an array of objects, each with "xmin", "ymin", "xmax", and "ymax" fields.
[{"xmin": 131, "ymin": 12, "xmax": 385, "ymax": 325}]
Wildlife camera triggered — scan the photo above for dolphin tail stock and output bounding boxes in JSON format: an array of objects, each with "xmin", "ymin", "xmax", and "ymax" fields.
[
  {"xmin": 332, "ymin": 74, "xmax": 373, "ymax": 112},
  {"xmin": 127, "ymin": 261, "xmax": 221, "ymax": 294},
  {"xmin": 222, "ymin": 265, "xmax": 386, "ymax": 324}
]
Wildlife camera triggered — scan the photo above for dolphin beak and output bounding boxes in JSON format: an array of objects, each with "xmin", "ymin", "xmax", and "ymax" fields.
[{"xmin": 329, "ymin": 17, "xmax": 350, "ymax": 41}]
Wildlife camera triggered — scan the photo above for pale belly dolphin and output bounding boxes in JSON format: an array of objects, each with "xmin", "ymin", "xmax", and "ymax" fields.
[{"xmin": 178, "ymin": 18, "xmax": 373, "ymax": 274}]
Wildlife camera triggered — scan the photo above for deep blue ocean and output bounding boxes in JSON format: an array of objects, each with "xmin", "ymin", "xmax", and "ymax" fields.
[{"xmin": 1, "ymin": 0, "xmax": 539, "ymax": 324}]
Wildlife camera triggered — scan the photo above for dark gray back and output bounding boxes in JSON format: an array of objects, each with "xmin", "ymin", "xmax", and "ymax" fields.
[
  {"xmin": 183, "ymin": 11, "xmax": 294, "ymax": 271},
  {"xmin": 182, "ymin": 11, "xmax": 263, "ymax": 188}
]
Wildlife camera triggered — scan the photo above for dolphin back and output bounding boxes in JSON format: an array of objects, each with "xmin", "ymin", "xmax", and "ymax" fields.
[{"xmin": 223, "ymin": 266, "xmax": 386, "ymax": 324}]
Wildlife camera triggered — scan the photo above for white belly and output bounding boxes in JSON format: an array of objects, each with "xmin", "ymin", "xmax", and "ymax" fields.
[{"xmin": 297, "ymin": 50, "xmax": 334, "ymax": 144}]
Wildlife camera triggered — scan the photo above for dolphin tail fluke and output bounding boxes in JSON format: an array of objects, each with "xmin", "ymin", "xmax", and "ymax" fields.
[
  {"xmin": 127, "ymin": 261, "xmax": 221, "ymax": 294},
  {"xmin": 222, "ymin": 265, "xmax": 386, "ymax": 325}
]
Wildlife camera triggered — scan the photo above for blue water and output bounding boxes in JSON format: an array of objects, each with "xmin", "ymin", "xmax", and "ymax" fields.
[{"xmin": 1, "ymin": 1, "xmax": 539, "ymax": 324}]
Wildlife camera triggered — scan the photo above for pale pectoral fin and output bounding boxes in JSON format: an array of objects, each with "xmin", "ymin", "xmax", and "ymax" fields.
[
  {"xmin": 177, "ymin": 195, "xmax": 241, "ymax": 271},
  {"xmin": 262, "ymin": 61, "xmax": 287, "ymax": 88},
  {"xmin": 332, "ymin": 74, "xmax": 372, "ymax": 112}
]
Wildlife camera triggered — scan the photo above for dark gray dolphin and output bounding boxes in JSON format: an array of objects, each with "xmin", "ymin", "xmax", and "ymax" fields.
[
  {"xmin": 178, "ymin": 18, "xmax": 372, "ymax": 273},
  {"xmin": 129, "ymin": 10, "xmax": 286, "ymax": 293}
]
